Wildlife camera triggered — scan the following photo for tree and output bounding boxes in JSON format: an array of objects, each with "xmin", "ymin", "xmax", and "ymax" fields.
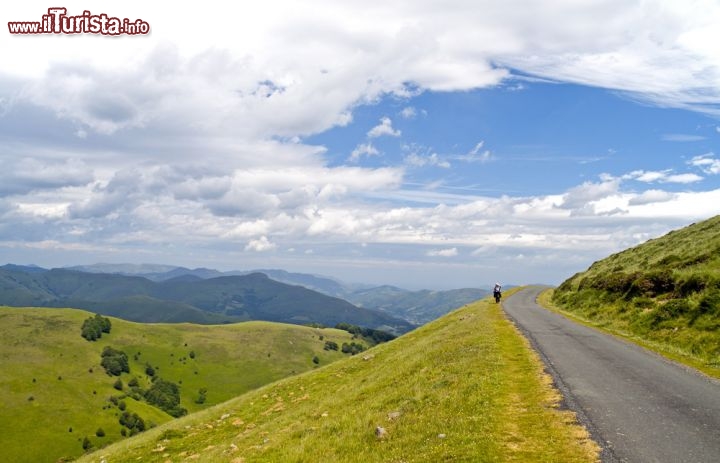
[
  {"xmin": 341, "ymin": 342, "xmax": 366, "ymax": 355},
  {"xmin": 324, "ymin": 341, "xmax": 339, "ymax": 351},
  {"xmin": 82, "ymin": 437, "xmax": 92, "ymax": 451},
  {"xmin": 81, "ymin": 313, "xmax": 112, "ymax": 341},
  {"xmin": 101, "ymin": 347, "xmax": 129, "ymax": 376},
  {"xmin": 113, "ymin": 378, "xmax": 123, "ymax": 391},
  {"xmin": 145, "ymin": 378, "xmax": 186, "ymax": 417},
  {"xmin": 119, "ymin": 411, "xmax": 146, "ymax": 435}
]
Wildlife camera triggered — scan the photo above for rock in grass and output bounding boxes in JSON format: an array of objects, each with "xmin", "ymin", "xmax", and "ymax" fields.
[{"xmin": 375, "ymin": 426, "xmax": 388, "ymax": 439}]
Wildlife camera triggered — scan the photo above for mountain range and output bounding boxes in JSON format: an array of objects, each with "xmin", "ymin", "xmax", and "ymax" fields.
[
  {"xmin": 0, "ymin": 266, "xmax": 413, "ymax": 333},
  {"xmin": 5, "ymin": 263, "xmax": 488, "ymax": 326}
]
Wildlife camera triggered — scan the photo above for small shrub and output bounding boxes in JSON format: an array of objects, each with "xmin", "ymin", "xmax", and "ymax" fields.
[
  {"xmin": 341, "ymin": 342, "xmax": 366, "ymax": 355},
  {"xmin": 95, "ymin": 428, "xmax": 105, "ymax": 437},
  {"xmin": 323, "ymin": 341, "xmax": 338, "ymax": 351},
  {"xmin": 113, "ymin": 379, "xmax": 123, "ymax": 391},
  {"xmin": 194, "ymin": 387, "xmax": 207, "ymax": 404},
  {"xmin": 312, "ymin": 355, "xmax": 320, "ymax": 365}
]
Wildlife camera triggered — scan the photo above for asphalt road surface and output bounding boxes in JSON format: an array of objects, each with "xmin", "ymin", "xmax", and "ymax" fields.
[{"xmin": 503, "ymin": 286, "xmax": 720, "ymax": 463}]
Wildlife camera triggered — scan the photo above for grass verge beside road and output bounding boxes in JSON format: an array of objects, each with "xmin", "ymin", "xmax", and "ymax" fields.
[{"xmin": 538, "ymin": 289, "xmax": 720, "ymax": 381}]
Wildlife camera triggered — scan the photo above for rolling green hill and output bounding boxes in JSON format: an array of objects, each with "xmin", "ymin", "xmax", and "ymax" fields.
[
  {"xmin": 0, "ymin": 268, "xmax": 413, "ymax": 333},
  {"xmin": 552, "ymin": 215, "xmax": 720, "ymax": 373},
  {"xmin": 77, "ymin": 293, "xmax": 599, "ymax": 463},
  {"xmin": 0, "ymin": 307, "xmax": 364, "ymax": 463}
]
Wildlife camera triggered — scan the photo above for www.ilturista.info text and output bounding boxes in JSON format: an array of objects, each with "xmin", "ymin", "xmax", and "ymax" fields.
[{"xmin": 8, "ymin": 8, "xmax": 150, "ymax": 36}]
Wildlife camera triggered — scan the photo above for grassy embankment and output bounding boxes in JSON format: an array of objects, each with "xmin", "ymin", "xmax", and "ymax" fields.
[
  {"xmin": 79, "ymin": 292, "xmax": 599, "ymax": 463},
  {"xmin": 0, "ymin": 307, "xmax": 356, "ymax": 462},
  {"xmin": 550, "ymin": 215, "xmax": 720, "ymax": 379}
]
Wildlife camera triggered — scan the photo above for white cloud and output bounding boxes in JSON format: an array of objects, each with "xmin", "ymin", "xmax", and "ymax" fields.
[
  {"xmin": 427, "ymin": 247, "xmax": 458, "ymax": 257},
  {"xmin": 367, "ymin": 117, "xmax": 401, "ymax": 138},
  {"xmin": 661, "ymin": 133, "xmax": 706, "ymax": 142},
  {"xmin": 624, "ymin": 170, "xmax": 703, "ymax": 184},
  {"xmin": 664, "ymin": 173, "xmax": 704, "ymax": 183},
  {"xmin": 245, "ymin": 236, "xmax": 276, "ymax": 252},
  {"xmin": 400, "ymin": 106, "xmax": 417, "ymax": 119},
  {"xmin": 349, "ymin": 143, "xmax": 380, "ymax": 161},
  {"xmin": 453, "ymin": 141, "xmax": 493, "ymax": 163},
  {"xmin": 628, "ymin": 190, "xmax": 676, "ymax": 206},
  {"xmin": 689, "ymin": 153, "xmax": 720, "ymax": 174},
  {"xmin": 405, "ymin": 152, "xmax": 451, "ymax": 169}
]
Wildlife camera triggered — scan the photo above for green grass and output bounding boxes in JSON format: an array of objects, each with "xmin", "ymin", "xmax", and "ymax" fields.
[
  {"xmin": 538, "ymin": 290, "xmax": 720, "ymax": 380},
  {"xmin": 78, "ymin": 294, "xmax": 598, "ymax": 463},
  {"xmin": 0, "ymin": 307, "xmax": 357, "ymax": 462},
  {"xmin": 552, "ymin": 215, "xmax": 720, "ymax": 373}
]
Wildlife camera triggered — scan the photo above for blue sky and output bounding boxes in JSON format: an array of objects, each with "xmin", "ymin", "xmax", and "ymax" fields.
[
  {"xmin": 312, "ymin": 80, "xmax": 719, "ymax": 198},
  {"xmin": 1, "ymin": 1, "xmax": 720, "ymax": 289}
]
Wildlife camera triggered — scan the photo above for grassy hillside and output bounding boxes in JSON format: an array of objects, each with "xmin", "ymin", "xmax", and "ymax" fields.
[
  {"xmin": 78, "ymin": 293, "xmax": 598, "ymax": 463},
  {"xmin": 553, "ymin": 215, "xmax": 720, "ymax": 374},
  {"xmin": 0, "ymin": 268, "xmax": 413, "ymax": 332},
  {"xmin": 0, "ymin": 307, "xmax": 360, "ymax": 463}
]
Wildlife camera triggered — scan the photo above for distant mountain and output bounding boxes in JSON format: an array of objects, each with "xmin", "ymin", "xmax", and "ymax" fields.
[
  {"xmin": 11, "ymin": 262, "xmax": 486, "ymax": 326},
  {"xmin": 65, "ymin": 264, "xmax": 353, "ymax": 296},
  {"xmin": 0, "ymin": 267, "xmax": 413, "ymax": 332},
  {"xmin": 345, "ymin": 285, "xmax": 489, "ymax": 325},
  {"xmin": 67, "ymin": 263, "xmax": 181, "ymax": 275},
  {"xmin": 66, "ymin": 263, "xmax": 225, "ymax": 281},
  {"xmin": 0, "ymin": 263, "xmax": 47, "ymax": 274}
]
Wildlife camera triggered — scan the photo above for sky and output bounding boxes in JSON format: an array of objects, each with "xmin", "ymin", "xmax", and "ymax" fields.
[{"xmin": 1, "ymin": 1, "xmax": 720, "ymax": 289}]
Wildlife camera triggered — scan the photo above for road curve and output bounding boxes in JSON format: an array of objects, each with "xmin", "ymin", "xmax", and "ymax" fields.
[{"xmin": 503, "ymin": 286, "xmax": 720, "ymax": 463}]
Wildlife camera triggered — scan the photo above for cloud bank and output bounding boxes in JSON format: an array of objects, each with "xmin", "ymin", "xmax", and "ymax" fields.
[{"xmin": 2, "ymin": 1, "xmax": 720, "ymax": 287}]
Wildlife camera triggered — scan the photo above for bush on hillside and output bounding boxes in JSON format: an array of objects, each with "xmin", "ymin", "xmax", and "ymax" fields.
[
  {"xmin": 82, "ymin": 437, "xmax": 92, "ymax": 451},
  {"xmin": 323, "ymin": 341, "xmax": 338, "ymax": 351},
  {"xmin": 81, "ymin": 313, "xmax": 112, "ymax": 341},
  {"xmin": 101, "ymin": 347, "xmax": 130, "ymax": 376},
  {"xmin": 341, "ymin": 342, "xmax": 366, "ymax": 355},
  {"xmin": 194, "ymin": 387, "xmax": 207, "ymax": 404},
  {"xmin": 145, "ymin": 378, "xmax": 186, "ymax": 417},
  {"xmin": 145, "ymin": 363, "xmax": 155, "ymax": 377},
  {"xmin": 335, "ymin": 323, "xmax": 396, "ymax": 345},
  {"xmin": 119, "ymin": 411, "xmax": 145, "ymax": 436}
]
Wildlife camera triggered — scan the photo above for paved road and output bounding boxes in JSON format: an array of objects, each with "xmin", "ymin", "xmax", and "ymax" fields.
[{"xmin": 503, "ymin": 287, "xmax": 720, "ymax": 463}]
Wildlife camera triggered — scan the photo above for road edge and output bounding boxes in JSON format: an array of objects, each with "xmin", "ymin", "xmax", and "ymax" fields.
[{"xmin": 502, "ymin": 286, "xmax": 620, "ymax": 463}]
